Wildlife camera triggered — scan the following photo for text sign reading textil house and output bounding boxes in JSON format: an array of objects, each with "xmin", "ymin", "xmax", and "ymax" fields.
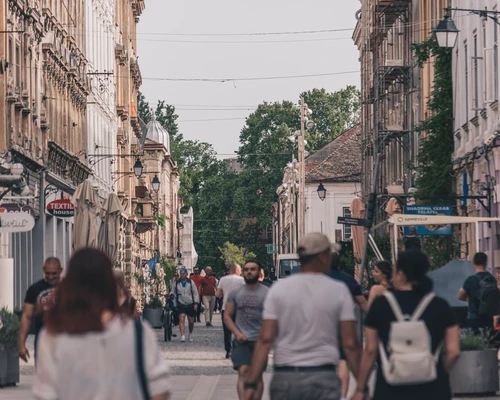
[{"xmin": 47, "ymin": 199, "xmax": 75, "ymax": 218}]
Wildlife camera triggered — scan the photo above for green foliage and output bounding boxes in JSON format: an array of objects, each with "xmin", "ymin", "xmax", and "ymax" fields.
[
  {"xmin": 411, "ymin": 38, "xmax": 458, "ymax": 267},
  {"xmin": 156, "ymin": 214, "xmax": 166, "ymax": 229},
  {"xmin": 0, "ymin": 308, "xmax": 20, "ymax": 350},
  {"xmin": 161, "ymin": 257, "xmax": 178, "ymax": 290},
  {"xmin": 138, "ymin": 87, "xmax": 360, "ymax": 274},
  {"xmin": 459, "ymin": 328, "xmax": 492, "ymax": 351},
  {"xmin": 302, "ymin": 86, "xmax": 361, "ymax": 150},
  {"xmin": 219, "ymin": 241, "xmax": 257, "ymax": 267},
  {"xmin": 412, "ymin": 39, "xmax": 454, "ymax": 203}
]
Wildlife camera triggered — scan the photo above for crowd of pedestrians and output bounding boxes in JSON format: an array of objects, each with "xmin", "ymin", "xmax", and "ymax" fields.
[{"xmin": 19, "ymin": 231, "xmax": 500, "ymax": 400}]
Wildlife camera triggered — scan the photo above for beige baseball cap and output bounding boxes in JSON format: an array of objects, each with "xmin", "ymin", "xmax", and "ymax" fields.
[{"xmin": 297, "ymin": 232, "xmax": 332, "ymax": 256}]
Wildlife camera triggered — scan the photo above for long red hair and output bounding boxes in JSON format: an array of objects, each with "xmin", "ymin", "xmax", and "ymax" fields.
[{"xmin": 45, "ymin": 248, "xmax": 123, "ymax": 334}]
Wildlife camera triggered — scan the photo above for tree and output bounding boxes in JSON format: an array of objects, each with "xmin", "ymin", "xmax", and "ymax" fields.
[
  {"xmin": 218, "ymin": 241, "xmax": 257, "ymax": 267},
  {"xmin": 301, "ymin": 86, "xmax": 361, "ymax": 149}
]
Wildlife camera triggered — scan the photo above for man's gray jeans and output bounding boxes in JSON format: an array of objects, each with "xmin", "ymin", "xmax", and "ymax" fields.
[{"xmin": 270, "ymin": 370, "xmax": 340, "ymax": 400}]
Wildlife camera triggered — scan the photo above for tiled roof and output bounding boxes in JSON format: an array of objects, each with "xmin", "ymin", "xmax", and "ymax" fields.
[{"xmin": 305, "ymin": 124, "xmax": 361, "ymax": 183}]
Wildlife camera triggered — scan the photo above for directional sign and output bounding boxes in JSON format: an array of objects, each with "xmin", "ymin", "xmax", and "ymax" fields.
[
  {"xmin": 47, "ymin": 199, "xmax": 75, "ymax": 218},
  {"xmin": 337, "ymin": 216, "xmax": 368, "ymax": 226}
]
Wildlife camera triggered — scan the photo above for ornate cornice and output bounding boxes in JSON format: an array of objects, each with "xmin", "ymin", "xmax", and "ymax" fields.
[{"xmin": 47, "ymin": 141, "xmax": 92, "ymax": 186}]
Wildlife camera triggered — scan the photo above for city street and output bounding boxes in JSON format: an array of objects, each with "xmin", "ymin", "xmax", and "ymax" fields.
[
  {"xmin": 1, "ymin": 313, "xmax": 500, "ymax": 399},
  {"xmin": 1, "ymin": 314, "xmax": 271, "ymax": 400}
]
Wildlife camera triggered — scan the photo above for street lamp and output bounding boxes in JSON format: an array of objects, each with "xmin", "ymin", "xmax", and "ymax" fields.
[
  {"xmin": 317, "ymin": 183, "xmax": 327, "ymax": 201},
  {"xmin": 133, "ymin": 158, "xmax": 143, "ymax": 178},
  {"xmin": 151, "ymin": 174, "xmax": 160, "ymax": 192},
  {"xmin": 434, "ymin": 14, "xmax": 459, "ymax": 48},
  {"xmin": 10, "ymin": 163, "xmax": 23, "ymax": 176}
]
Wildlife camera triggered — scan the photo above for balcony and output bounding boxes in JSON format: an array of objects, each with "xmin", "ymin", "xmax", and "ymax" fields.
[{"xmin": 133, "ymin": 197, "xmax": 157, "ymax": 234}]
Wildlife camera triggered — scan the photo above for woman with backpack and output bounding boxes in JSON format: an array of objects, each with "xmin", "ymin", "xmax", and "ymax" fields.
[
  {"xmin": 351, "ymin": 250, "xmax": 460, "ymax": 400},
  {"xmin": 33, "ymin": 248, "xmax": 171, "ymax": 400}
]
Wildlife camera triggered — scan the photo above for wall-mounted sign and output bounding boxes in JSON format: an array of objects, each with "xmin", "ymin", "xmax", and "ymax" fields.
[
  {"xmin": 403, "ymin": 205, "xmax": 453, "ymax": 236},
  {"xmin": 47, "ymin": 199, "xmax": 75, "ymax": 217},
  {"xmin": 0, "ymin": 211, "xmax": 35, "ymax": 232}
]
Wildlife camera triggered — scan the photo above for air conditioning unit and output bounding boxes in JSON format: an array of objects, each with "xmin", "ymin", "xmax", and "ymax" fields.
[
  {"xmin": 41, "ymin": 30, "xmax": 54, "ymax": 45},
  {"xmin": 384, "ymin": 59, "xmax": 404, "ymax": 67},
  {"xmin": 386, "ymin": 185, "xmax": 405, "ymax": 195}
]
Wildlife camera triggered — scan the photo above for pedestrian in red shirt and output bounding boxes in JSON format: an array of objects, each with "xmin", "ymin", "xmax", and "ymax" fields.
[
  {"xmin": 190, "ymin": 267, "xmax": 203, "ymax": 322},
  {"xmin": 200, "ymin": 266, "xmax": 217, "ymax": 326}
]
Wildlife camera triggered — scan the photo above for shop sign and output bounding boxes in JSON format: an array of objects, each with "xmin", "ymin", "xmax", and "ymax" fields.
[
  {"xmin": 402, "ymin": 205, "xmax": 453, "ymax": 236},
  {"xmin": 47, "ymin": 199, "xmax": 75, "ymax": 217},
  {"xmin": 0, "ymin": 205, "xmax": 35, "ymax": 232}
]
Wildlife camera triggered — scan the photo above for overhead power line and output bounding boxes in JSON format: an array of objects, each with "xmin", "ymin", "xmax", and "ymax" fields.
[
  {"xmin": 143, "ymin": 70, "xmax": 360, "ymax": 83},
  {"xmin": 137, "ymin": 37, "xmax": 352, "ymax": 44},
  {"xmin": 137, "ymin": 28, "xmax": 355, "ymax": 37},
  {"xmin": 178, "ymin": 117, "xmax": 247, "ymax": 123}
]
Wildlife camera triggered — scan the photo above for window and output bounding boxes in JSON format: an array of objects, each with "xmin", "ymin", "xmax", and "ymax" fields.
[
  {"xmin": 343, "ymin": 207, "xmax": 352, "ymax": 240},
  {"xmin": 465, "ymin": 42, "xmax": 469, "ymax": 121}
]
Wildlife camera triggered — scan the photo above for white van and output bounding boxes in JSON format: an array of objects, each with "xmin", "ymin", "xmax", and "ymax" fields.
[{"xmin": 276, "ymin": 254, "xmax": 301, "ymax": 279}]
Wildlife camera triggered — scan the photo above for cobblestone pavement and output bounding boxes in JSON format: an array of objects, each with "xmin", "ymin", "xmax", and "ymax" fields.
[{"xmin": 2, "ymin": 313, "xmax": 499, "ymax": 399}]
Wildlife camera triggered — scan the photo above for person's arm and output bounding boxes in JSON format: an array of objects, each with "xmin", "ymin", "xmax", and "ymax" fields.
[
  {"xmin": 216, "ymin": 287, "xmax": 223, "ymax": 299},
  {"xmin": 367, "ymin": 285, "xmax": 383, "ymax": 309},
  {"xmin": 457, "ymin": 287, "xmax": 468, "ymax": 301},
  {"xmin": 340, "ymin": 320, "xmax": 362, "ymax": 379},
  {"xmin": 143, "ymin": 322, "xmax": 171, "ymax": 400},
  {"xmin": 443, "ymin": 324, "xmax": 460, "ymax": 372},
  {"xmin": 19, "ymin": 303, "xmax": 34, "ymax": 361},
  {"xmin": 244, "ymin": 319, "xmax": 277, "ymax": 398},
  {"xmin": 223, "ymin": 301, "xmax": 247, "ymax": 343},
  {"xmin": 192, "ymin": 282, "xmax": 200, "ymax": 309},
  {"xmin": 355, "ymin": 295, "xmax": 369, "ymax": 314},
  {"xmin": 351, "ymin": 327, "xmax": 378, "ymax": 400}
]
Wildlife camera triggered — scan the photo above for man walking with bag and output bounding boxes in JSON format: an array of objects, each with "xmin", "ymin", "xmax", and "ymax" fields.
[
  {"xmin": 174, "ymin": 268, "xmax": 200, "ymax": 342},
  {"xmin": 244, "ymin": 233, "xmax": 363, "ymax": 400},
  {"xmin": 458, "ymin": 252, "xmax": 500, "ymax": 332}
]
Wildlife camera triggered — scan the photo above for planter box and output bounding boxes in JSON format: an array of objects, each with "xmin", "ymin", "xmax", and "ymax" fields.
[
  {"xmin": 0, "ymin": 349, "xmax": 20, "ymax": 387},
  {"xmin": 450, "ymin": 349, "xmax": 499, "ymax": 395},
  {"xmin": 143, "ymin": 307, "xmax": 163, "ymax": 329}
]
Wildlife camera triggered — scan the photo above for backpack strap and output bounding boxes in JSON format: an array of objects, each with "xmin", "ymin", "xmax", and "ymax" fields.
[
  {"xmin": 410, "ymin": 292, "xmax": 435, "ymax": 322},
  {"xmin": 382, "ymin": 291, "xmax": 405, "ymax": 321},
  {"xmin": 134, "ymin": 320, "xmax": 151, "ymax": 400}
]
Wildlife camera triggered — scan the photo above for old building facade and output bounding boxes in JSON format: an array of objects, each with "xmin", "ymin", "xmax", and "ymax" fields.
[
  {"xmin": 451, "ymin": 0, "xmax": 500, "ymax": 267},
  {"xmin": 353, "ymin": 0, "xmax": 447, "ymax": 228}
]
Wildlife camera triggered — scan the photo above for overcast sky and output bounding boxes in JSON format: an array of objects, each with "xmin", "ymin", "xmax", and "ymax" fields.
[{"xmin": 137, "ymin": 0, "xmax": 361, "ymax": 157}]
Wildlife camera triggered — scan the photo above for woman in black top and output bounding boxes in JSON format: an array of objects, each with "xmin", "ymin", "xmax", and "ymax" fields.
[{"xmin": 352, "ymin": 250, "xmax": 460, "ymax": 400}]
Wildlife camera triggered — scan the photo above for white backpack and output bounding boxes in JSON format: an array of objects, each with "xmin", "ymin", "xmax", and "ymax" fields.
[{"xmin": 378, "ymin": 291, "xmax": 441, "ymax": 386}]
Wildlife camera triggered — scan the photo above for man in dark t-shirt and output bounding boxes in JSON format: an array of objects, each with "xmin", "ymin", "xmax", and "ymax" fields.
[
  {"xmin": 19, "ymin": 257, "xmax": 62, "ymax": 363},
  {"xmin": 458, "ymin": 252, "xmax": 496, "ymax": 331},
  {"xmin": 328, "ymin": 251, "xmax": 368, "ymax": 400}
]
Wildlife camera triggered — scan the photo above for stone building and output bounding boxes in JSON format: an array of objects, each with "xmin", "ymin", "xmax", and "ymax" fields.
[{"xmin": 352, "ymin": 0, "xmax": 447, "ymax": 227}]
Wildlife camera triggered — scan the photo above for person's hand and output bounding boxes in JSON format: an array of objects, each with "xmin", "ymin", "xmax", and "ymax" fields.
[
  {"xmin": 236, "ymin": 332, "xmax": 248, "ymax": 343},
  {"xmin": 19, "ymin": 345, "xmax": 30, "ymax": 362},
  {"xmin": 193, "ymin": 304, "xmax": 198, "ymax": 311}
]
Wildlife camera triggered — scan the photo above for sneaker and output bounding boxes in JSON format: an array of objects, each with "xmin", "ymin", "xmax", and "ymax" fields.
[
  {"xmin": 225, "ymin": 351, "xmax": 231, "ymax": 359},
  {"xmin": 188, "ymin": 335, "xmax": 193, "ymax": 342},
  {"xmin": 206, "ymin": 322, "xmax": 210, "ymax": 327},
  {"xmin": 181, "ymin": 335, "xmax": 186, "ymax": 342}
]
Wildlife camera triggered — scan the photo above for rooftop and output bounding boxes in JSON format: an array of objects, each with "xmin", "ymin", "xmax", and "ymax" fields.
[{"xmin": 305, "ymin": 124, "xmax": 362, "ymax": 183}]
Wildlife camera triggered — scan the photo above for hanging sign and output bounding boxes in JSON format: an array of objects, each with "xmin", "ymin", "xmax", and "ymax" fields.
[
  {"xmin": 0, "ymin": 209, "xmax": 35, "ymax": 232},
  {"xmin": 47, "ymin": 199, "xmax": 75, "ymax": 217}
]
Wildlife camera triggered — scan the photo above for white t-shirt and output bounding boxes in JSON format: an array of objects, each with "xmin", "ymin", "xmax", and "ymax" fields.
[
  {"xmin": 263, "ymin": 273, "xmax": 355, "ymax": 367},
  {"xmin": 33, "ymin": 317, "xmax": 170, "ymax": 400},
  {"xmin": 218, "ymin": 274, "xmax": 245, "ymax": 310}
]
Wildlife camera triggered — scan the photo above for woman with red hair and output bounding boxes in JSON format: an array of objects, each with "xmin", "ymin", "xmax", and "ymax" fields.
[{"xmin": 33, "ymin": 248, "xmax": 170, "ymax": 400}]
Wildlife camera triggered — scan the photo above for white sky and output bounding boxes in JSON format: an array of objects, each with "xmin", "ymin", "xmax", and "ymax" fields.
[{"xmin": 137, "ymin": 0, "xmax": 361, "ymax": 156}]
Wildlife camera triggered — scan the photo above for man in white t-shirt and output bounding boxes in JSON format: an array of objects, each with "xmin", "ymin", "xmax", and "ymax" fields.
[
  {"xmin": 244, "ymin": 232, "xmax": 364, "ymax": 400},
  {"xmin": 216, "ymin": 263, "xmax": 244, "ymax": 359}
]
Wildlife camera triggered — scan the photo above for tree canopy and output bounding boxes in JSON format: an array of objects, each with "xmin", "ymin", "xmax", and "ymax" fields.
[{"xmin": 137, "ymin": 86, "xmax": 360, "ymax": 273}]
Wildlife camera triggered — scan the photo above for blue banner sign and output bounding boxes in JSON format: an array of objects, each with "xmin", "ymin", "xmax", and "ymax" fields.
[{"xmin": 403, "ymin": 205, "xmax": 452, "ymax": 236}]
